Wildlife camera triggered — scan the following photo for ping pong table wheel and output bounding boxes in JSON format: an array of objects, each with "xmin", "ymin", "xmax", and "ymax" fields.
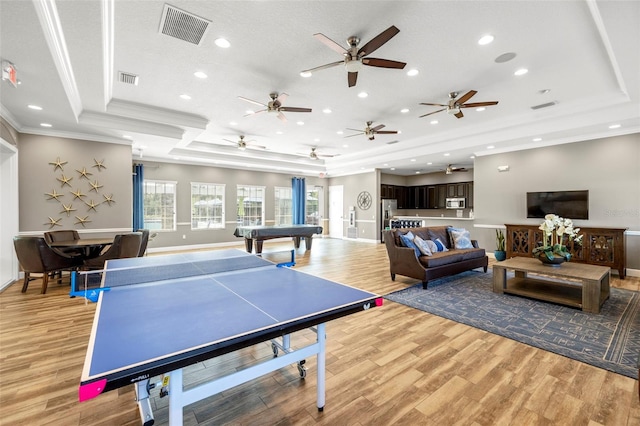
[{"xmin": 297, "ymin": 360, "xmax": 306, "ymax": 378}]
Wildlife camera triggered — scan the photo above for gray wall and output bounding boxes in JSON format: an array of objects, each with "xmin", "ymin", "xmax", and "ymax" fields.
[
  {"xmin": 18, "ymin": 134, "xmax": 132, "ymax": 235},
  {"xmin": 140, "ymin": 160, "xmax": 328, "ymax": 249},
  {"xmin": 473, "ymin": 134, "xmax": 640, "ymax": 270}
]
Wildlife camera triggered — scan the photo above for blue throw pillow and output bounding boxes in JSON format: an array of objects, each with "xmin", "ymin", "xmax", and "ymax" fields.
[
  {"xmin": 399, "ymin": 233, "xmax": 421, "ymax": 257},
  {"xmin": 448, "ymin": 227, "xmax": 474, "ymax": 249},
  {"xmin": 433, "ymin": 238, "xmax": 449, "ymax": 252},
  {"xmin": 413, "ymin": 236, "xmax": 432, "ymax": 256}
]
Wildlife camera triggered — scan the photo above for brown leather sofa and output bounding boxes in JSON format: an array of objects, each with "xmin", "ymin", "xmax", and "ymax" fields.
[{"xmin": 383, "ymin": 226, "xmax": 488, "ymax": 289}]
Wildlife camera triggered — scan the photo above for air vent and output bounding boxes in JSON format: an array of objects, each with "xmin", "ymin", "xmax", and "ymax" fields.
[
  {"xmin": 531, "ymin": 101, "xmax": 557, "ymax": 110},
  {"xmin": 159, "ymin": 4, "xmax": 211, "ymax": 45},
  {"xmin": 118, "ymin": 71, "xmax": 139, "ymax": 85}
]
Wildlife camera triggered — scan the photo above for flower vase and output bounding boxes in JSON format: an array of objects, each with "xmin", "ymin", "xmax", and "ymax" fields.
[{"xmin": 534, "ymin": 252, "xmax": 566, "ymax": 266}]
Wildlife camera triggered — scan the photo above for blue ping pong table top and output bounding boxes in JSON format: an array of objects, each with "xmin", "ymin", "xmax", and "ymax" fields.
[{"xmin": 80, "ymin": 249, "xmax": 381, "ymax": 397}]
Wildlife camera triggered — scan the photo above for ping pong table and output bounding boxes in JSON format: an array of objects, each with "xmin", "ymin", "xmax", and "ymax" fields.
[{"xmin": 76, "ymin": 249, "xmax": 382, "ymax": 425}]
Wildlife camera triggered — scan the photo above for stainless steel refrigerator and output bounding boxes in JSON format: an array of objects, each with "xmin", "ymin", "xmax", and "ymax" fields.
[{"xmin": 381, "ymin": 199, "xmax": 397, "ymax": 242}]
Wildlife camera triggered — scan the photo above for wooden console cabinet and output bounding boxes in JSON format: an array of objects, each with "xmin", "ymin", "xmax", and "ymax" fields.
[{"xmin": 505, "ymin": 224, "xmax": 627, "ymax": 278}]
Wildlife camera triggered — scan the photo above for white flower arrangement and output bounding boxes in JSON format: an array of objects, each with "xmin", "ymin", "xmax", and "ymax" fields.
[{"xmin": 533, "ymin": 214, "xmax": 583, "ymax": 261}]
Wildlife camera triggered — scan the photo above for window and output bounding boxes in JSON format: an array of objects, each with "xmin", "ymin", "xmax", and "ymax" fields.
[
  {"xmin": 306, "ymin": 186, "xmax": 322, "ymax": 225},
  {"xmin": 191, "ymin": 182, "xmax": 225, "ymax": 229},
  {"xmin": 237, "ymin": 185, "xmax": 264, "ymax": 226},
  {"xmin": 143, "ymin": 180, "xmax": 176, "ymax": 231},
  {"xmin": 274, "ymin": 187, "xmax": 292, "ymax": 225}
]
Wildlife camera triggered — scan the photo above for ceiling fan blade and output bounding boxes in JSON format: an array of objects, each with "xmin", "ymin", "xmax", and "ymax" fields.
[
  {"xmin": 247, "ymin": 144, "xmax": 267, "ymax": 150},
  {"xmin": 313, "ymin": 33, "xmax": 348, "ymax": 55},
  {"xmin": 279, "ymin": 107, "xmax": 312, "ymax": 113},
  {"xmin": 222, "ymin": 139, "xmax": 236, "ymax": 144},
  {"xmin": 301, "ymin": 60, "xmax": 343, "ymax": 74},
  {"xmin": 358, "ymin": 25, "xmax": 400, "ymax": 56},
  {"xmin": 277, "ymin": 112, "xmax": 287, "ymax": 122},
  {"xmin": 375, "ymin": 130, "xmax": 398, "ymax": 134},
  {"xmin": 244, "ymin": 109, "xmax": 267, "ymax": 117},
  {"xmin": 275, "ymin": 93, "xmax": 289, "ymax": 104},
  {"xmin": 238, "ymin": 96, "xmax": 267, "ymax": 107},
  {"xmin": 460, "ymin": 101, "xmax": 499, "ymax": 108},
  {"xmin": 455, "ymin": 90, "xmax": 477, "ymax": 105},
  {"xmin": 362, "ymin": 58, "xmax": 406, "ymax": 69},
  {"xmin": 344, "ymin": 132, "xmax": 364, "ymax": 138},
  {"xmin": 419, "ymin": 102, "xmax": 448, "ymax": 107},
  {"xmin": 348, "ymin": 71, "xmax": 358, "ymax": 87},
  {"xmin": 454, "ymin": 110, "xmax": 464, "ymax": 119},
  {"xmin": 371, "ymin": 124, "xmax": 385, "ymax": 131},
  {"xmin": 419, "ymin": 108, "xmax": 446, "ymax": 118}
]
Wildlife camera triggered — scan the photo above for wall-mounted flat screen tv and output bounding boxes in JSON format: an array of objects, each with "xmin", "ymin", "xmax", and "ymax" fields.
[{"xmin": 526, "ymin": 190, "xmax": 589, "ymax": 219}]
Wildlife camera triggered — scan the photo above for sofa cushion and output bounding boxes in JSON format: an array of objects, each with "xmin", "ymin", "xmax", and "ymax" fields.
[
  {"xmin": 448, "ymin": 227, "xmax": 474, "ymax": 249},
  {"xmin": 417, "ymin": 248, "xmax": 485, "ymax": 268},
  {"xmin": 433, "ymin": 238, "xmax": 449, "ymax": 252},
  {"xmin": 399, "ymin": 232, "xmax": 421, "ymax": 257},
  {"xmin": 413, "ymin": 236, "xmax": 433, "ymax": 256},
  {"xmin": 427, "ymin": 226, "xmax": 451, "ymax": 248}
]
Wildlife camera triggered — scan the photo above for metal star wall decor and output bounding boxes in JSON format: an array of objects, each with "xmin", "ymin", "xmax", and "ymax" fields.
[
  {"xmin": 89, "ymin": 180, "xmax": 103, "ymax": 192},
  {"xmin": 74, "ymin": 215, "xmax": 91, "ymax": 227},
  {"xmin": 48, "ymin": 157, "xmax": 67, "ymax": 171},
  {"xmin": 92, "ymin": 158, "xmax": 106, "ymax": 171},
  {"xmin": 76, "ymin": 167, "xmax": 93, "ymax": 179},
  {"xmin": 70, "ymin": 188, "xmax": 86, "ymax": 200},
  {"xmin": 85, "ymin": 199, "xmax": 100, "ymax": 212},
  {"xmin": 45, "ymin": 189, "xmax": 64, "ymax": 200},
  {"xmin": 45, "ymin": 216, "xmax": 62, "ymax": 228},
  {"xmin": 102, "ymin": 193, "xmax": 115, "ymax": 206},
  {"xmin": 60, "ymin": 203, "xmax": 76, "ymax": 217},
  {"xmin": 57, "ymin": 174, "xmax": 73, "ymax": 187}
]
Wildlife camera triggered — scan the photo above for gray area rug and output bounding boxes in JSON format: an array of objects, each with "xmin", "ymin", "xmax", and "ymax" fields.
[{"xmin": 385, "ymin": 271, "xmax": 640, "ymax": 378}]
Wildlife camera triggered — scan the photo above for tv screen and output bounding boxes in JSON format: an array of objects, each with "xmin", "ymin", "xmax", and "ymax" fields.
[{"xmin": 526, "ymin": 190, "xmax": 589, "ymax": 220}]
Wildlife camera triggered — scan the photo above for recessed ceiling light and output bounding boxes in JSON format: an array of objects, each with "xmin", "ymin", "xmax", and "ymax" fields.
[
  {"xmin": 415, "ymin": 171, "xmax": 420, "ymax": 174},
  {"xmin": 400, "ymin": 108, "xmax": 409, "ymax": 113},
  {"xmin": 476, "ymin": 107, "xmax": 486, "ymax": 112},
  {"xmin": 514, "ymin": 68, "xmax": 528, "ymax": 76},
  {"xmin": 478, "ymin": 34, "xmax": 494, "ymax": 45},
  {"xmin": 487, "ymin": 145, "xmax": 495, "ymax": 149},
  {"xmin": 122, "ymin": 135, "xmax": 133, "ymax": 139},
  {"xmin": 314, "ymin": 138, "xmax": 320, "ymax": 142},
  {"xmin": 443, "ymin": 153, "xmax": 450, "ymax": 157},
  {"xmin": 229, "ymin": 121, "xmax": 238, "ymax": 126},
  {"xmin": 180, "ymin": 94, "xmax": 191, "ymax": 100},
  {"xmin": 383, "ymin": 163, "xmax": 388, "ymax": 166},
  {"xmin": 397, "ymin": 130, "xmax": 402, "ymax": 134},
  {"xmin": 390, "ymin": 167, "xmax": 396, "ymax": 171},
  {"xmin": 296, "ymin": 121, "xmax": 304, "ymax": 126},
  {"xmin": 245, "ymin": 110, "xmax": 254, "ymax": 115},
  {"xmin": 300, "ymin": 71, "xmax": 312, "ymax": 78},
  {"xmin": 427, "ymin": 162, "xmax": 432, "ymax": 165},
  {"xmin": 532, "ymin": 137, "xmax": 542, "ymax": 142},
  {"xmin": 28, "ymin": 104, "xmax": 42, "ymax": 110},
  {"xmin": 430, "ymin": 120, "xmax": 438, "ymax": 125},
  {"xmin": 470, "ymin": 156, "xmax": 475, "ymax": 159},
  {"xmin": 276, "ymin": 131, "xmax": 283, "ymax": 135},
  {"xmin": 609, "ymin": 124, "xmax": 621, "ymax": 129},
  {"xmin": 40, "ymin": 123, "xmax": 52, "ymax": 127},
  {"xmin": 194, "ymin": 71, "xmax": 207, "ymax": 79},
  {"xmin": 322, "ymin": 108, "xmax": 332, "ymax": 114},
  {"xmin": 336, "ymin": 130, "xmax": 344, "ymax": 135},
  {"xmin": 358, "ymin": 91, "xmax": 368, "ymax": 98},
  {"xmin": 407, "ymin": 69, "xmax": 419, "ymax": 76},
  {"xmin": 409, "ymin": 159, "xmax": 416, "ymax": 163},
  {"xmin": 343, "ymin": 144, "xmax": 349, "ymax": 148},
  {"xmin": 214, "ymin": 38, "xmax": 230, "ymax": 48}
]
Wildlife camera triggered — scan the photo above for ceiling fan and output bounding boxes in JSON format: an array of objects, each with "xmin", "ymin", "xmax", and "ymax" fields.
[
  {"xmin": 345, "ymin": 121, "xmax": 398, "ymax": 140},
  {"xmin": 419, "ymin": 90, "xmax": 498, "ymax": 119},
  {"xmin": 301, "ymin": 25, "xmax": 406, "ymax": 87},
  {"xmin": 221, "ymin": 135, "xmax": 266, "ymax": 151},
  {"xmin": 238, "ymin": 92, "xmax": 312, "ymax": 122},
  {"xmin": 444, "ymin": 164, "xmax": 468, "ymax": 175},
  {"xmin": 297, "ymin": 147, "xmax": 337, "ymax": 160}
]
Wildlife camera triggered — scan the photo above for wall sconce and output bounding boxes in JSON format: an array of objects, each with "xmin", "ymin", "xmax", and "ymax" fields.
[{"xmin": 497, "ymin": 165, "xmax": 510, "ymax": 172}]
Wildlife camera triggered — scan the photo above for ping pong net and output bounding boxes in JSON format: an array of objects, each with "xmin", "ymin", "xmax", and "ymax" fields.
[{"xmin": 70, "ymin": 250, "xmax": 295, "ymax": 302}]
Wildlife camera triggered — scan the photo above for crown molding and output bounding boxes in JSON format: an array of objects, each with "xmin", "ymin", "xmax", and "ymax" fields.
[
  {"xmin": 107, "ymin": 99, "xmax": 209, "ymax": 130},
  {"xmin": 79, "ymin": 110, "xmax": 184, "ymax": 139}
]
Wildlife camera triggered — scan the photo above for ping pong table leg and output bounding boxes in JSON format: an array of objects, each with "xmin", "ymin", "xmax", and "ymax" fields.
[
  {"xmin": 168, "ymin": 369, "xmax": 184, "ymax": 425},
  {"xmin": 317, "ymin": 323, "xmax": 326, "ymax": 411},
  {"xmin": 135, "ymin": 380, "xmax": 155, "ymax": 426}
]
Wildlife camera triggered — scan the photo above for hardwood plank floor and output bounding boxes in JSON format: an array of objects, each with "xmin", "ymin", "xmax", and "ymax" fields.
[{"xmin": 1, "ymin": 238, "xmax": 639, "ymax": 425}]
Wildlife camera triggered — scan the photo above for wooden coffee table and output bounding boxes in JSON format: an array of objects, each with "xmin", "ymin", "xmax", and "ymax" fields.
[{"xmin": 492, "ymin": 257, "xmax": 610, "ymax": 313}]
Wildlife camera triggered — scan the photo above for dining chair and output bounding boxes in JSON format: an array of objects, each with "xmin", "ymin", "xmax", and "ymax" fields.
[
  {"xmin": 136, "ymin": 229, "xmax": 150, "ymax": 257},
  {"xmin": 13, "ymin": 236, "xmax": 82, "ymax": 294},
  {"xmin": 83, "ymin": 232, "xmax": 143, "ymax": 270},
  {"xmin": 44, "ymin": 229, "xmax": 82, "ymax": 258}
]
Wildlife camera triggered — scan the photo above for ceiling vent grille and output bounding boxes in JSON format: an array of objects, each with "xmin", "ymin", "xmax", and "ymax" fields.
[
  {"xmin": 159, "ymin": 4, "xmax": 211, "ymax": 45},
  {"xmin": 531, "ymin": 101, "xmax": 557, "ymax": 110},
  {"xmin": 118, "ymin": 71, "xmax": 139, "ymax": 85}
]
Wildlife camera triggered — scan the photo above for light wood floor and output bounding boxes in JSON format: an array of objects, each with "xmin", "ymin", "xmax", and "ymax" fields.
[{"xmin": 1, "ymin": 238, "xmax": 639, "ymax": 425}]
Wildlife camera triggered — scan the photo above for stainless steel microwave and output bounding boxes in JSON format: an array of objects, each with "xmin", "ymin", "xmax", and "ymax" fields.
[{"xmin": 446, "ymin": 198, "xmax": 465, "ymax": 209}]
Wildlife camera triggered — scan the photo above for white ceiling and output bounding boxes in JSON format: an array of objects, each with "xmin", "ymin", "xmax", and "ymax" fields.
[{"xmin": 1, "ymin": 0, "xmax": 639, "ymax": 177}]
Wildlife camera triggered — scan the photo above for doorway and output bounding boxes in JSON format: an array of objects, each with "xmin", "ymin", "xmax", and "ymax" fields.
[{"xmin": 328, "ymin": 185, "xmax": 343, "ymax": 239}]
